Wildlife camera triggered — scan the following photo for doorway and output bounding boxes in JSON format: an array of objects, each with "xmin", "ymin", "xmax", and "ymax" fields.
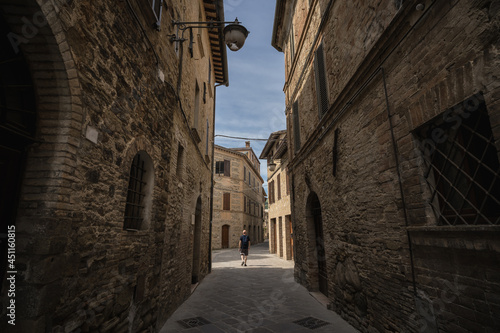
[
  {"xmin": 271, "ymin": 218, "xmax": 277, "ymax": 253},
  {"xmin": 191, "ymin": 197, "xmax": 202, "ymax": 284},
  {"xmin": 221, "ymin": 225, "xmax": 229, "ymax": 249},
  {"xmin": 287, "ymin": 215, "xmax": 293, "ymax": 260},
  {"xmin": 307, "ymin": 192, "xmax": 328, "ymax": 296},
  {"xmin": 0, "ymin": 15, "xmax": 37, "ymax": 283}
]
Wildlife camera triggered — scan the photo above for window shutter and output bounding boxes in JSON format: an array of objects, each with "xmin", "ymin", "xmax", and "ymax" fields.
[
  {"xmin": 223, "ymin": 193, "xmax": 230, "ymax": 210},
  {"xmin": 277, "ymin": 174, "xmax": 281, "ymax": 200},
  {"xmin": 333, "ymin": 128, "xmax": 339, "ymax": 177},
  {"xmin": 224, "ymin": 160, "xmax": 230, "ymax": 177},
  {"xmin": 314, "ymin": 43, "xmax": 329, "ymax": 118},
  {"xmin": 244, "ymin": 166, "xmax": 246, "ymax": 181},
  {"xmin": 288, "ymin": 172, "xmax": 291, "ymax": 195},
  {"xmin": 293, "ymin": 101, "xmax": 301, "ymax": 152},
  {"xmin": 244, "ymin": 196, "xmax": 247, "ymax": 213},
  {"xmin": 269, "ymin": 180, "xmax": 274, "ymax": 203}
]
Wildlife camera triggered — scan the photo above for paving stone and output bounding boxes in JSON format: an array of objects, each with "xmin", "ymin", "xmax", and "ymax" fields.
[{"xmin": 159, "ymin": 241, "xmax": 359, "ymax": 333}]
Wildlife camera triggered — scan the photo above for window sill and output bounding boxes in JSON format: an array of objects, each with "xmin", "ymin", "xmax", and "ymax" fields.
[{"xmin": 407, "ymin": 225, "xmax": 500, "ymax": 251}]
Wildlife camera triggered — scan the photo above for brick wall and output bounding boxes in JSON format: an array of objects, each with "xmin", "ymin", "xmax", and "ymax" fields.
[
  {"xmin": 1, "ymin": 0, "xmax": 218, "ymax": 331},
  {"xmin": 277, "ymin": 0, "xmax": 500, "ymax": 331}
]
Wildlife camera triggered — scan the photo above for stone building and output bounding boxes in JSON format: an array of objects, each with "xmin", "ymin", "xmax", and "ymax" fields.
[
  {"xmin": 273, "ymin": 0, "xmax": 500, "ymax": 332},
  {"xmin": 212, "ymin": 143, "xmax": 265, "ymax": 249},
  {"xmin": 260, "ymin": 130, "xmax": 294, "ymax": 260},
  {"xmin": 0, "ymin": 0, "xmax": 232, "ymax": 331}
]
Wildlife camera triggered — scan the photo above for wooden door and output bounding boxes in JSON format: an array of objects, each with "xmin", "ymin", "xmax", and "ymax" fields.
[{"xmin": 222, "ymin": 225, "xmax": 229, "ymax": 249}]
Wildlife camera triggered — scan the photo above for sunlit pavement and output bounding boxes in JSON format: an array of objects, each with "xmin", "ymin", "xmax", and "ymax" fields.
[{"xmin": 159, "ymin": 240, "xmax": 359, "ymax": 333}]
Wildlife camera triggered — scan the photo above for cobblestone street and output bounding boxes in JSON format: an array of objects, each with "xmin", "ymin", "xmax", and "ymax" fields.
[{"xmin": 160, "ymin": 241, "xmax": 358, "ymax": 333}]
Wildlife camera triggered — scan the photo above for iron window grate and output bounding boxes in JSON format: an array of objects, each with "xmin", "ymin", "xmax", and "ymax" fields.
[
  {"xmin": 177, "ymin": 317, "xmax": 211, "ymax": 329},
  {"xmin": 415, "ymin": 94, "xmax": 500, "ymax": 226},
  {"xmin": 293, "ymin": 317, "xmax": 330, "ymax": 330},
  {"xmin": 124, "ymin": 154, "xmax": 147, "ymax": 230}
]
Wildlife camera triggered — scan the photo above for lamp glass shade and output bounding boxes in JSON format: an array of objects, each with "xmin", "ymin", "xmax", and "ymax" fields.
[
  {"xmin": 223, "ymin": 23, "xmax": 249, "ymax": 51},
  {"xmin": 268, "ymin": 163, "xmax": 276, "ymax": 172}
]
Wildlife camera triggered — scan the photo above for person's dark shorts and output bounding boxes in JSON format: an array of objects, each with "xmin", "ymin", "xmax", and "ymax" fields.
[{"xmin": 240, "ymin": 249, "xmax": 248, "ymax": 256}]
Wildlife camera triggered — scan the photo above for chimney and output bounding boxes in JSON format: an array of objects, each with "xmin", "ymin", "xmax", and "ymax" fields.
[{"xmin": 245, "ymin": 141, "xmax": 250, "ymax": 148}]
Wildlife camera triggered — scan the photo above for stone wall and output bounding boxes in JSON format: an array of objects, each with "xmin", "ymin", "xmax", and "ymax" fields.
[
  {"xmin": 278, "ymin": 0, "xmax": 500, "ymax": 332},
  {"xmin": 1, "ymin": 0, "xmax": 219, "ymax": 331}
]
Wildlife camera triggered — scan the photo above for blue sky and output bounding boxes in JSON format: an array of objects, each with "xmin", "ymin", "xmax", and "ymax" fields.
[{"xmin": 215, "ymin": 0, "xmax": 286, "ymax": 192}]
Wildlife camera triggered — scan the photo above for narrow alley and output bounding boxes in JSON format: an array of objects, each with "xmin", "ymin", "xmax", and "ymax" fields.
[{"xmin": 160, "ymin": 241, "xmax": 358, "ymax": 333}]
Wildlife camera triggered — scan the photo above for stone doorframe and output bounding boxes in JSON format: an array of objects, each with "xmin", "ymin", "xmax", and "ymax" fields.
[{"xmin": 305, "ymin": 191, "xmax": 328, "ymax": 296}]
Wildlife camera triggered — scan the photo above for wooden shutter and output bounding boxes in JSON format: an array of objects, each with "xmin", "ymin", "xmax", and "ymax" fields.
[
  {"xmin": 224, "ymin": 160, "xmax": 230, "ymax": 177},
  {"xmin": 314, "ymin": 43, "xmax": 329, "ymax": 117},
  {"xmin": 333, "ymin": 128, "xmax": 339, "ymax": 177},
  {"xmin": 293, "ymin": 101, "xmax": 301, "ymax": 152},
  {"xmin": 244, "ymin": 166, "xmax": 246, "ymax": 181},
  {"xmin": 244, "ymin": 196, "xmax": 247, "ymax": 213},
  {"xmin": 288, "ymin": 171, "xmax": 291, "ymax": 195},
  {"xmin": 269, "ymin": 180, "xmax": 274, "ymax": 203},
  {"xmin": 277, "ymin": 174, "xmax": 281, "ymax": 200},
  {"xmin": 223, "ymin": 193, "xmax": 230, "ymax": 210}
]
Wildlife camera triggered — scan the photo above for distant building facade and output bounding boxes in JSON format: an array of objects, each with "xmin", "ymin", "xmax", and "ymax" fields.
[
  {"xmin": 273, "ymin": 0, "xmax": 500, "ymax": 332},
  {"xmin": 212, "ymin": 143, "xmax": 265, "ymax": 249},
  {"xmin": 0, "ymin": 0, "xmax": 229, "ymax": 331},
  {"xmin": 260, "ymin": 130, "xmax": 293, "ymax": 260}
]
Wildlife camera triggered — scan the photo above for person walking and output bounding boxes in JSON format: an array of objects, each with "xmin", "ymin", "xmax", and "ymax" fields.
[{"xmin": 238, "ymin": 230, "xmax": 250, "ymax": 266}]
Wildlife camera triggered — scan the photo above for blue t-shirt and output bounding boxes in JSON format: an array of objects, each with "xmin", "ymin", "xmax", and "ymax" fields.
[{"xmin": 240, "ymin": 235, "xmax": 250, "ymax": 249}]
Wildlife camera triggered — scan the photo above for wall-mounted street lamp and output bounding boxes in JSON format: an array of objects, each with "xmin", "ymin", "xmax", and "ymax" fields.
[
  {"xmin": 171, "ymin": 18, "xmax": 249, "ymax": 51},
  {"xmin": 268, "ymin": 160, "xmax": 277, "ymax": 172}
]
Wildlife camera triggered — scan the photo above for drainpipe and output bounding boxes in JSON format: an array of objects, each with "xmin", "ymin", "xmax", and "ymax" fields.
[
  {"xmin": 381, "ymin": 67, "xmax": 417, "ymax": 296},
  {"xmin": 209, "ymin": 82, "xmax": 226, "ymax": 272}
]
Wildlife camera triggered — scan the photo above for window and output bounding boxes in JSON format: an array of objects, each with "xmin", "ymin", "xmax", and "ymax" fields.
[
  {"xmin": 293, "ymin": 101, "xmax": 301, "ymax": 152},
  {"xmin": 203, "ymin": 82, "xmax": 207, "ymax": 104},
  {"xmin": 415, "ymin": 94, "xmax": 500, "ymax": 226},
  {"xmin": 150, "ymin": 0, "xmax": 162, "ymax": 20},
  {"xmin": 244, "ymin": 166, "xmax": 246, "ymax": 181},
  {"xmin": 289, "ymin": 25, "xmax": 295, "ymax": 62},
  {"xmin": 124, "ymin": 152, "xmax": 154, "ymax": 230},
  {"xmin": 244, "ymin": 195, "xmax": 247, "ymax": 213},
  {"xmin": 215, "ymin": 161, "xmax": 224, "ymax": 175},
  {"xmin": 194, "ymin": 82, "xmax": 200, "ymax": 130},
  {"xmin": 277, "ymin": 173, "xmax": 281, "ymax": 200},
  {"xmin": 314, "ymin": 42, "xmax": 329, "ymax": 117},
  {"xmin": 248, "ymin": 172, "xmax": 251, "ymax": 185},
  {"xmin": 135, "ymin": 1, "xmax": 163, "ymax": 30},
  {"xmin": 216, "ymin": 160, "xmax": 230, "ymax": 176},
  {"xmin": 223, "ymin": 193, "xmax": 231, "ymax": 210},
  {"xmin": 205, "ymin": 119, "xmax": 209, "ymax": 156},
  {"xmin": 176, "ymin": 143, "xmax": 184, "ymax": 178},
  {"xmin": 208, "ymin": 59, "xmax": 211, "ymax": 84},
  {"xmin": 332, "ymin": 128, "xmax": 340, "ymax": 177}
]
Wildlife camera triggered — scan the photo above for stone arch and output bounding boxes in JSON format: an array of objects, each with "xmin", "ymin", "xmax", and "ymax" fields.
[
  {"xmin": 305, "ymin": 191, "xmax": 329, "ymax": 296},
  {"xmin": 0, "ymin": 1, "xmax": 83, "ymax": 328},
  {"xmin": 123, "ymin": 150, "xmax": 155, "ymax": 231},
  {"xmin": 1, "ymin": 0, "xmax": 83, "ymax": 219}
]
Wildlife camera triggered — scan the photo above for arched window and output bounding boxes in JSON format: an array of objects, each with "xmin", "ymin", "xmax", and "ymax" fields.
[{"xmin": 124, "ymin": 151, "xmax": 154, "ymax": 230}]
